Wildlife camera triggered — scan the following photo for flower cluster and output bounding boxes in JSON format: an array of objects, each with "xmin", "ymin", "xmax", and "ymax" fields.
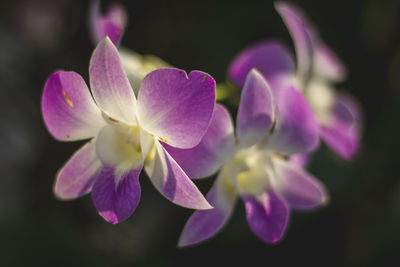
[{"xmin": 41, "ymin": 1, "xmax": 362, "ymax": 245}]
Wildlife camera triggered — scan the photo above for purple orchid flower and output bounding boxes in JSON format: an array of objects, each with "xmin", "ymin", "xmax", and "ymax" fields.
[
  {"xmin": 42, "ymin": 37, "xmax": 216, "ymax": 224},
  {"xmin": 228, "ymin": 1, "xmax": 362, "ymax": 160},
  {"xmin": 166, "ymin": 69, "xmax": 327, "ymax": 246},
  {"xmin": 89, "ymin": 0, "xmax": 127, "ymax": 46}
]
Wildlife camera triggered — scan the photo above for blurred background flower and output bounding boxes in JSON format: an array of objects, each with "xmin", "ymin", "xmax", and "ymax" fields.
[{"xmin": 0, "ymin": 0, "xmax": 399, "ymax": 266}]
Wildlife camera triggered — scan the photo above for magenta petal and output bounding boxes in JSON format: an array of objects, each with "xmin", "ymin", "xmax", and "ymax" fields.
[
  {"xmin": 289, "ymin": 153, "xmax": 310, "ymax": 168},
  {"xmin": 242, "ymin": 190, "xmax": 289, "ymax": 244},
  {"xmin": 313, "ymin": 42, "xmax": 347, "ymax": 82},
  {"xmin": 89, "ymin": 37, "xmax": 137, "ymax": 124},
  {"xmin": 137, "ymin": 68, "xmax": 216, "ymax": 149},
  {"xmin": 178, "ymin": 179, "xmax": 237, "ymax": 247},
  {"xmin": 275, "ymin": 1, "xmax": 314, "ymax": 77},
  {"xmin": 91, "ymin": 167, "xmax": 141, "ymax": 224},
  {"xmin": 41, "ymin": 71, "xmax": 104, "ymax": 141},
  {"xmin": 96, "ymin": 18, "xmax": 124, "ymax": 46},
  {"xmin": 164, "ymin": 104, "xmax": 235, "ymax": 179},
  {"xmin": 267, "ymin": 86, "xmax": 319, "ymax": 154},
  {"xmin": 54, "ymin": 139, "xmax": 101, "ymax": 200},
  {"xmin": 145, "ymin": 141, "xmax": 212, "ymax": 209},
  {"xmin": 320, "ymin": 121, "xmax": 360, "ymax": 160},
  {"xmin": 237, "ymin": 69, "xmax": 275, "ymax": 147},
  {"xmin": 228, "ymin": 40, "xmax": 296, "ymax": 91},
  {"xmin": 333, "ymin": 93, "xmax": 363, "ymax": 127},
  {"xmin": 105, "ymin": 3, "xmax": 128, "ymax": 28},
  {"xmin": 320, "ymin": 93, "xmax": 362, "ymax": 159},
  {"xmin": 273, "ymin": 157, "xmax": 328, "ymax": 210},
  {"xmin": 89, "ymin": 0, "xmax": 127, "ymax": 45}
]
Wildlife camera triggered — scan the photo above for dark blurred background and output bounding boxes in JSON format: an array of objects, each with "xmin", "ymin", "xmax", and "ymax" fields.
[{"xmin": 0, "ymin": 0, "xmax": 399, "ymax": 266}]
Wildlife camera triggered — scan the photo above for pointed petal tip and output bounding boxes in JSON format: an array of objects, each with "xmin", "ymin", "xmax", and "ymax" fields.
[
  {"xmin": 177, "ymin": 234, "xmax": 208, "ymax": 248},
  {"xmin": 321, "ymin": 194, "xmax": 330, "ymax": 206},
  {"xmin": 177, "ymin": 236, "xmax": 191, "ymax": 248},
  {"xmin": 96, "ymin": 35, "xmax": 115, "ymax": 49},
  {"xmin": 198, "ymin": 202, "xmax": 214, "ymax": 210},
  {"xmin": 274, "ymin": 1, "xmax": 286, "ymax": 11},
  {"xmin": 98, "ymin": 211, "xmax": 122, "ymax": 224},
  {"xmin": 247, "ymin": 68, "xmax": 265, "ymax": 81},
  {"xmin": 176, "ymin": 199, "xmax": 214, "ymax": 211},
  {"xmin": 177, "ymin": 237, "xmax": 199, "ymax": 248}
]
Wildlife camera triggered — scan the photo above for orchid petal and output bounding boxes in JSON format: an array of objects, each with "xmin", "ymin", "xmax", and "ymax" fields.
[
  {"xmin": 333, "ymin": 93, "xmax": 363, "ymax": 127},
  {"xmin": 89, "ymin": 0, "xmax": 127, "ymax": 45},
  {"xmin": 313, "ymin": 42, "xmax": 347, "ymax": 82},
  {"xmin": 105, "ymin": 3, "xmax": 127, "ymax": 29},
  {"xmin": 289, "ymin": 153, "xmax": 310, "ymax": 168},
  {"xmin": 137, "ymin": 68, "xmax": 216, "ymax": 149},
  {"xmin": 164, "ymin": 104, "xmax": 235, "ymax": 179},
  {"xmin": 275, "ymin": 1, "xmax": 314, "ymax": 78},
  {"xmin": 320, "ymin": 93, "xmax": 362, "ymax": 159},
  {"xmin": 54, "ymin": 139, "xmax": 101, "ymax": 200},
  {"xmin": 91, "ymin": 166, "xmax": 141, "ymax": 224},
  {"xmin": 272, "ymin": 157, "xmax": 328, "ymax": 210},
  {"xmin": 320, "ymin": 121, "xmax": 360, "ymax": 160},
  {"xmin": 89, "ymin": 37, "xmax": 137, "ymax": 124},
  {"xmin": 145, "ymin": 141, "xmax": 212, "ymax": 210},
  {"xmin": 228, "ymin": 41, "xmax": 296, "ymax": 92},
  {"xmin": 267, "ymin": 85, "xmax": 319, "ymax": 154},
  {"xmin": 41, "ymin": 71, "xmax": 104, "ymax": 141},
  {"xmin": 237, "ymin": 69, "xmax": 275, "ymax": 147},
  {"xmin": 243, "ymin": 190, "xmax": 289, "ymax": 244},
  {"xmin": 178, "ymin": 176, "xmax": 237, "ymax": 247}
]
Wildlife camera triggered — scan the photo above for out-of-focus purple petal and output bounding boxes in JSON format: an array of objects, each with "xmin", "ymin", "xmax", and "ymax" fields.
[
  {"xmin": 164, "ymin": 104, "xmax": 234, "ymax": 179},
  {"xmin": 91, "ymin": 166, "xmax": 141, "ymax": 224},
  {"xmin": 272, "ymin": 157, "xmax": 328, "ymax": 210},
  {"xmin": 313, "ymin": 42, "xmax": 347, "ymax": 82},
  {"xmin": 289, "ymin": 153, "xmax": 310, "ymax": 168},
  {"xmin": 178, "ymin": 177, "xmax": 237, "ymax": 247},
  {"xmin": 89, "ymin": 0, "xmax": 127, "ymax": 45},
  {"xmin": 41, "ymin": 71, "xmax": 104, "ymax": 141},
  {"xmin": 145, "ymin": 141, "xmax": 212, "ymax": 210},
  {"xmin": 95, "ymin": 18, "xmax": 124, "ymax": 46},
  {"xmin": 237, "ymin": 69, "xmax": 275, "ymax": 147},
  {"xmin": 228, "ymin": 40, "xmax": 296, "ymax": 92},
  {"xmin": 89, "ymin": 37, "xmax": 137, "ymax": 124},
  {"xmin": 137, "ymin": 68, "xmax": 216, "ymax": 149},
  {"xmin": 275, "ymin": 1, "xmax": 314, "ymax": 78},
  {"xmin": 242, "ymin": 190, "xmax": 289, "ymax": 244},
  {"xmin": 267, "ymin": 86, "xmax": 319, "ymax": 155},
  {"xmin": 320, "ymin": 92, "xmax": 362, "ymax": 159},
  {"xmin": 320, "ymin": 121, "xmax": 360, "ymax": 160},
  {"xmin": 333, "ymin": 93, "xmax": 363, "ymax": 127},
  {"xmin": 105, "ymin": 3, "xmax": 127, "ymax": 29},
  {"xmin": 54, "ymin": 139, "xmax": 101, "ymax": 200}
]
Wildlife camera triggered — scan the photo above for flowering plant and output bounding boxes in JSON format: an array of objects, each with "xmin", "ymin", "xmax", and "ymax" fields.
[{"xmin": 41, "ymin": 0, "xmax": 363, "ymax": 247}]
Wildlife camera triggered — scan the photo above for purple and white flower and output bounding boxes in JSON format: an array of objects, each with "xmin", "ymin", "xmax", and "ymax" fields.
[
  {"xmin": 228, "ymin": 1, "xmax": 362, "ymax": 160},
  {"xmin": 42, "ymin": 37, "xmax": 216, "ymax": 224},
  {"xmin": 168, "ymin": 69, "xmax": 327, "ymax": 246}
]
